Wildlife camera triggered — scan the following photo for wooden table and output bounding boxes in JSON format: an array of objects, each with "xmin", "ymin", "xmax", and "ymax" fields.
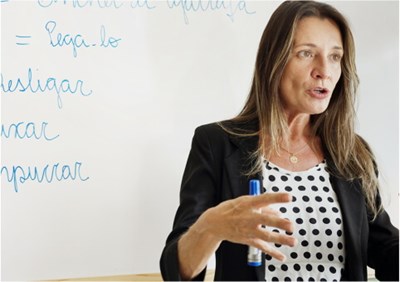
[
  {"xmin": 51, "ymin": 270, "xmax": 214, "ymax": 281},
  {"xmin": 49, "ymin": 268, "xmax": 376, "ymax": 281}
]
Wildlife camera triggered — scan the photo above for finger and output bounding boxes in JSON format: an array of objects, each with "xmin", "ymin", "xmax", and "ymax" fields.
[
  {"xmin": 264, "ymin": 244, "xmax": 287, "ymax": 262},
  {"xmin": 256, "ymin": 227, "xmax": 297, "ymax": 247},
  {"xmin": 251, "ymin": 192, "xmax": 292, "ymax": 209},
  {"xmin": 260, "ymin": 207, "xmax": 281, "ymax": 216},
  {"xmin": 254, "ymin": 213, "xmax": 295, "ymax": 233},
  {"xmin": 251, "ymin": 239, "xmax": 287, "ymax": 262}
]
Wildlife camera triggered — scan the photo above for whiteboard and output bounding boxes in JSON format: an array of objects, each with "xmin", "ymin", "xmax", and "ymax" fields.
[{"xmin": 1, "ymin": 1, "xmax": 398, "ymax": 280}]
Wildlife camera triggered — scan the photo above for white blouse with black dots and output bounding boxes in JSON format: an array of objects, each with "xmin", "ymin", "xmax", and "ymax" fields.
[{"xmin": 261, "ymin": 159, "xmax": 345, "ymax": 282}]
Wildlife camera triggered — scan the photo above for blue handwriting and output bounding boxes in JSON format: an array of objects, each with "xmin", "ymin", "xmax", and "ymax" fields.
[
  {"xmin": 38, "ymin": 0, "xmax": 124, "ymax": 8},
  {"xmin": 1, "ymin": 121, "xmax": 59, "ymax": 141},
  {"xmin": 130, "ymin": 0, "xmax": 155, "ymax": 9},
  {"xmin": 166, "ymin": 0, "xmax": 255, "ymax": 24},
  {"xmin": 99, "ymin": 25, "xmax": 121, "ymax": 47},
  {"xmin": 1, "ymin": 68, "xmax": 93, "ymax": 109},
  {"xmin": 44, "ymin": 21, "xmax": 121, "ymax": 58},
  {"xmin": 45, "ymin": 20, "xmax": 89, "ymax": 57},
  {"xmin": 45, "ymin": 20, "xmax": 121, "ymax": 58},
  {"xmin": 16, "ymin": 35, "xmax": 32, "ymax": 46},
  {"xmin": 37, "ymin": 0, "xmax": 155, "ymax": 9},
  {"xmin": 36, "ymin": 0, "xmax": 256, "ymax": 23},
  {"xmin": 1, "ymin": 162, "xmax": 89, "ymax": 192}
]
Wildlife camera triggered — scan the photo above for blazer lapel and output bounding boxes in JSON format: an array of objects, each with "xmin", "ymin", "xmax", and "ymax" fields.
[
  {"xmin": 329, "ymin": 173, "xmax": 365, "ymax": 280},
  {"xmin": 222, "ymin": 124, "xmax": 266, "ymax": 281},
  {"xmin": 224, "ymin": 129, "xmax": 260, "ymax": 199}
]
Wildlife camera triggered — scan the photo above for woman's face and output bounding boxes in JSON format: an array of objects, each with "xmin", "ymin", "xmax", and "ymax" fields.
[{"xmin": 279, "ymin": 16, "xmax": 343, "ymax": 118}]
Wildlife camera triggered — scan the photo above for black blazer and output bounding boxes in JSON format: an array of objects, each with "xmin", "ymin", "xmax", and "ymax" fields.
[{"xmin": 160, "ymin": 122, "xmax": 399, "ymax": 281}]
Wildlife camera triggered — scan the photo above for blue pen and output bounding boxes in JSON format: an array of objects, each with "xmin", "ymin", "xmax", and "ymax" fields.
[{"xmin": 247, "ymin": 179, "xmax": 262, "ymax": 267}]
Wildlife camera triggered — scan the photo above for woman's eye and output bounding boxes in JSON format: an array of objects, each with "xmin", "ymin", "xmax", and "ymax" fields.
[
  {"xmin": 331, "ymin": 53, "xmax": 342, "ymax": 62},
  {"xmin": 298, "ymin": 50, "xmax": 313, "ymax": 58}
]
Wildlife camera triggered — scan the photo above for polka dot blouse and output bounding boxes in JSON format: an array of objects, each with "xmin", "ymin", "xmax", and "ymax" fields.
[{"xmin": 261, "ymin": 159, "xmax": 345, "ymax": 282}]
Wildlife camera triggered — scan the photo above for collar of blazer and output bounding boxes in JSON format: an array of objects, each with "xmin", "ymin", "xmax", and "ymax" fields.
[{"xmin": 219, "ymin": 119, "xmax": 259, "ymax": 153}]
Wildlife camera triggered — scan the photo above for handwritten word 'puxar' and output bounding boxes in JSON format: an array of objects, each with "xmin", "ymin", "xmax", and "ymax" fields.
[
  {"xmin": 1, "ymin": 121, "xmax": 59, "ymax": 141},
  {"xmin": 1, "ymin": 161, "xmax": 89, "ymax": 193},
  {"xmin": 45, "ymin": 20, "xmax": 122, "ymax": 57},
  {"xmin": 1, "ymin": 68, "xmax": 93, "ymax": 109}
]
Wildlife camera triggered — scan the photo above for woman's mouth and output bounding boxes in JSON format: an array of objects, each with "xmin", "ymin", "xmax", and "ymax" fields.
[{"xmin": 307, "ymin": 87, "xmax": 330, "ymax": 99}]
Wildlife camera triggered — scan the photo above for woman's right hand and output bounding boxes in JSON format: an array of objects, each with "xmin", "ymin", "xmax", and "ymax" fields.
[
  {"xmin": 194, "ymin": 192, "xmax": 297, "ymax": 261},
  {"xmin": 177, "ymin": 192, "xmax": 296, "ymax": 280}
]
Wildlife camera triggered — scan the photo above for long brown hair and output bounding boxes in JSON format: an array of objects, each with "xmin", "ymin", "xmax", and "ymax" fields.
[{"xmin": 221, "ymin": 1, "xmax": 381, "ymax": 217}]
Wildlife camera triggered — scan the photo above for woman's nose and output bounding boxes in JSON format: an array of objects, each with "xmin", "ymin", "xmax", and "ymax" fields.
[{"xmin": 311, "ymin": 58, "xmax": 331, "ymax": 80}]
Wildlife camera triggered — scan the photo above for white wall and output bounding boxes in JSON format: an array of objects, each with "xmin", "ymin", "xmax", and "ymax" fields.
[
  {"xmin": 333, "ymin": 0, "xmax": 399, "ymax": 225},
  {"xmin": 1, "ymin": 1, "xmax": 398, "ymax": 280}
]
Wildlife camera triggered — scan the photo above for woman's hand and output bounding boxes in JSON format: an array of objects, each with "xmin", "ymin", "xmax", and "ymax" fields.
[
  {"xmin": 177, "ymin": 192, "xmax": 296, "ymax": 280},
  {"xmin": 195, "ymin": 192, "xmax": 297, "ymax": 261}
]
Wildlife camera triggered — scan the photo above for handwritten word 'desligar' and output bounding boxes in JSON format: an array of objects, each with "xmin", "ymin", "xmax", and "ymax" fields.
[
  {"xmin": 45, "ymin": 20, "xmax": 121, "ymax": 58},
  {"xmin": 1, "ymin": 68, "xmax": 93, "ymax": 109},
  {"xmin": 167, "ymin": 0, "xmax": 255, "ymax": 24},
  {"xmin": 1, "ymin": 162, "xmax": 89, "ymax": 193},
  {"xmin": 1, "ymin": 121, "xmax": 59, "ymax": 141}
]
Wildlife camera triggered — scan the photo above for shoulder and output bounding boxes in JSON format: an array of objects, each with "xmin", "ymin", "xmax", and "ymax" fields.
[
  {"xmin": 195, "ymin": 122, "xmax": 226, "ymax": 137},
  {"xmin": 192, "ymin": 120, "xmax": 259, "ymax": 157},
  {"xmin": 194, "ymin": 119, "xmax": 258, "ymax": 143},
  {"xmin": 192, "ymin": 122, "xmax": 234, "ymax": 153}
]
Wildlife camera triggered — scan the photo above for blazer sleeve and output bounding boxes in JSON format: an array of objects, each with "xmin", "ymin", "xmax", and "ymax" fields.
[
  {"xmin": 367, "ymin": 197, "xmax": 399, "ymax": 281},
  {"xmin": 160, "ymin": 124, "xmax": 222, "ymax": 281},
  {"xmin": 356, "ymin": 135, "xmax": 399, "ymax": 280}
]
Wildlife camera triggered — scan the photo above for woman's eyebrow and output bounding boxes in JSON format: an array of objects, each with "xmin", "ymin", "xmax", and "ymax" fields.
[{"xmin": 294, "ymin": 43, "xmax": 343, "ymax": 50}]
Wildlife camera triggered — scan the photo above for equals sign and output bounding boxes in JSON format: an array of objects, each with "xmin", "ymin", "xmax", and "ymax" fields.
[{"xmin": 16, "ymin": 35, "xmax": 32, "ymax": 46}]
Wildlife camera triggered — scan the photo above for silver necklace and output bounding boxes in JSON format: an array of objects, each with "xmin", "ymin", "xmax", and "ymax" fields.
[{"xmin": 280, "ymin": 143, "xmax": 309, "ymax": 164}]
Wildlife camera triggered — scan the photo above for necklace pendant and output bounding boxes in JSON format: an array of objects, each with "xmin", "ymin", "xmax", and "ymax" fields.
[{"xmin": 289, "ymin": 155, "xmax": 298, "ymax": 164}]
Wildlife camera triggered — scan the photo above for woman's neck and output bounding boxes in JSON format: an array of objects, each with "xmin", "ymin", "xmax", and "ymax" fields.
[{"xmin": 284, "ymin": 113, "xmax": 312, "ymax": 145}]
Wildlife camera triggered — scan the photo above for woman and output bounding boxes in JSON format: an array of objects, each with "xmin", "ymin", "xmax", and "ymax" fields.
[{"xmin": 160, "ymin": 1, "xmax": 399, "ymax": 281}]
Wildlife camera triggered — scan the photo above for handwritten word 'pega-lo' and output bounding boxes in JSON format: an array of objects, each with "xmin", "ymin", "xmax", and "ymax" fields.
[{"xmin": 45, "ymin": 20, "xmax": 121, "ymax": 58}]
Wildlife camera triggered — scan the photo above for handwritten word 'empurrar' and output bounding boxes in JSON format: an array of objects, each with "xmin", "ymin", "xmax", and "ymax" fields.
[
  {"xmin": 45, "ymin": 20, "xmax": 121, "ymax": 57},
  {"xmin": 1, "ymin": 68, "xmax": 93, "ymax": 109},
  {"xmin": 1, "ymin": 121, "xmax": 59, "ymax": 141},
  {"xmin": 1, "ymin": 162, "xmax": 89, "ymax": 192},
  {"xmin": 167, "ymin": 0, "xmax": 255, "ymax": 24}
]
